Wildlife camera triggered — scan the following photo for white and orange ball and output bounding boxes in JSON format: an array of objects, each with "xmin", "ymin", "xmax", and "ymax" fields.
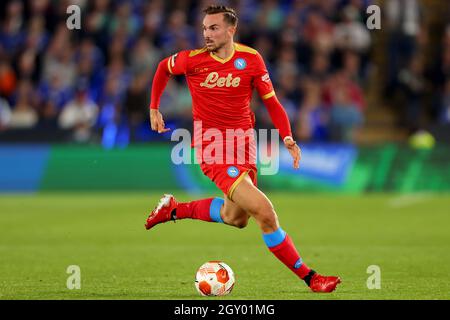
[{"xmin": 195, "ymin": 261, "xmax": 235, "ymax": 296}]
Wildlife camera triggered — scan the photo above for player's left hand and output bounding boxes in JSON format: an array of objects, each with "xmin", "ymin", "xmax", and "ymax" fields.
[{"xmin": 283, "ymin": 136, "xmax": 301, "ymax": 169}]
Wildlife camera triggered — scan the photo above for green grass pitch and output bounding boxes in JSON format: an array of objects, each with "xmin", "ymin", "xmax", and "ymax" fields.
[{"xmin": 1, "ymin": 192, "xmax": 449, "ymax": 300}]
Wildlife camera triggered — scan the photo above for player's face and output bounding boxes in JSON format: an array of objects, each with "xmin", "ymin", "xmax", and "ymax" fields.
[{"xmin": 202, "ymin": 13, "xmax": 236, "ymax": 52}]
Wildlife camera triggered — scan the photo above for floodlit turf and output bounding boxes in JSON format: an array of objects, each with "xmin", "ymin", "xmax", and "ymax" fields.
[{"xmin": 0, "ymin": 192, "xmax": 449, "ymax": 300}]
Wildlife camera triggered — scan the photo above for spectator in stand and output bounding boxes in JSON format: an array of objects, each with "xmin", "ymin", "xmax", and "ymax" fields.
[
  {"xmin": 323, "ymin": 70, "xmax": 366, "ymax": 112},
  {"xmin": 438, "ymin": 25, "xmax": 450, "ymax": 124},
  {"xmin": 41, "ymin": 24, "xmax": 76, "ymax": 90},
  {"xmin": 0, "ymin": 97, "xmax": 11, "ymax": 130},
  {"xmin": 341, "ymin": 50, "xmax": 363, "ymax": 84},
  {"xmin": 16, "ymin": 49, "xmax": 39, "ymax": 84},
  {"xmin": 329, "ymin": 83, "xmax": 364, "ymax": 142},
  {"xmin": 58, "ymin": 81, "xmax": 99, "ymax": 142},
  {"xmin": 441, "ymin": 25, "xmax": 450, "ymax": 81},
  {"xmin": 440, "ymin": 79, "xmax": 450, "ymax": 124},
  {"xmin": 108, "ymin": 1, "xmax": 141, "ymax": 40},
  {"xmin": 129, "ymin": 36, "xmax": 161, "ymax": 78},
  {"xmin": 83, "ymin": 0, "xmax": 111, "ymax": 52},
  {"xmin": 254, "ymin": 0, "xmax": 285, "ymax": 33},
  {"xmin": 8, "ymin": 80, "xmax": 38, "ymax": 129},
  {"xmin": 103, "ymin": 56, "xmax": 130, "ymax": 100},
  {"xmin": 397, "ymin": 54, "xmax": 427, "ymax": 132},
  {"xmin": 334, "ymin": 4, "xmax": 371, "ymax": 54},
  {"xmin": 74, "ymin": 38, "xmax": 104, "ymax": 101},
  {"xmin": 158, "ymin": 10, "xmax": 196, "ymax": 55},
  {"xmin": 24, "ymin": 15, "xmax": 49, "ymax": 54},
  {"xmin": 301, "ymin": 7, "xmax": 335, "ymax": 55},
  {"xmin": 384, "ymin": 0, "xmax": 424, "ymax": 95},
  {"xmin": 141, "ymin": 0, "xmax": 165, "ymax": 42},
  {"xmin": 296, "ymin": 78, "xmax": 329, "ymax": 142},
  {"xmin": 0, "ymin": 0, "xmax": 25, "ymax": 57},
  {"xmin": 36, "ymin": 73, "xmax": 72, "ymax": 112},
  {"xmin": 308, "ymin": 52, "xmax": 331, "ymax": 82},
  {"xmin": 124, "ymin": 72, "xmax": 150, "ymax": 139},
  {"xmin": 0, "ymin": 59, "xmax": 17, "ymax": 99}
]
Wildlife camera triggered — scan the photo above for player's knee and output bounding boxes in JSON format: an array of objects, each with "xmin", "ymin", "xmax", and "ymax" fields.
[
  {"xmin": 233, "ymin": 217, "xmax": 249, "ymax": 229},
  {"xmin": 250, "ymin": 201, "xmax": 278, "ymax": 230},
  {"xmin": 249, "ymin": 200, "xmax": 274, "ymax": 219},
  {"xmin": 258, "ymin": 211, "xmax": 278, "ymax": 229},
  {"xmin": 222, "ymin": 209, "xmax": 248, "ymax": 229}
]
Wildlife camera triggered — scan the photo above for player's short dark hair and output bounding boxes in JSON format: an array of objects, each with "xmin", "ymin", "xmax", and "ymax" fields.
[{"xmin": 203, "ymin": 5, "xmax": 238, "ymax": 26}]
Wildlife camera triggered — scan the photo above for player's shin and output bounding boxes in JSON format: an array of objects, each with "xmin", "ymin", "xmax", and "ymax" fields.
[
  {"xmin": 263, "ymin": 227, "xmax": 313, "ymax": 282},
  {"xmin": 175, "ymin": 197, "xmax": 224, "ymax": 223}
]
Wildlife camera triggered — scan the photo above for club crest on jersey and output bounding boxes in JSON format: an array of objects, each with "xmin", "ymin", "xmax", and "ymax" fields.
[
  {"xmin": 227, "ymin": 166, "xmax": 240, "ymax": 178},
  {"xmin": 234, "ymin": 58, "xmax": 247, "ymax": 70}
]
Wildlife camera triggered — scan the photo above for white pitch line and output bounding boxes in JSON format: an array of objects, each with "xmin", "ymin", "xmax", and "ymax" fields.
[{"xmin": 387, "ymin": 193, "xmax": 432, "ymax": 208}]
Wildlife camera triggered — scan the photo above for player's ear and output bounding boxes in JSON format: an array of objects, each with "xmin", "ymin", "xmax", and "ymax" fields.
[{"xmin": 228, "ymin": 25, "xmax": 237, "ymax": 36}]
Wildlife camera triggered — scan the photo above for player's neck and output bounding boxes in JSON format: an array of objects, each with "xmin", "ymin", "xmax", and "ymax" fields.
[{"xmin": 214, "ymin": 41, "xmax": 235, "ymax": 60}]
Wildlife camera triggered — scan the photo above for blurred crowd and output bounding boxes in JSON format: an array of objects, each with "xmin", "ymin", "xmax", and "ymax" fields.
[
  {"xmin": 384, "ymin": 0, "xmax": 450, "ymax": 135},
  {"xmin": 0, "ymin": 0, "xmax": 430, "ymax": 146}
]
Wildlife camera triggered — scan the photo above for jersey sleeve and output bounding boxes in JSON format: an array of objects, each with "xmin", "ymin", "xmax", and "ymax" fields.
[
  {"xmin": 262, "ymin": 95, "xmax": 293, "ymax": 140},
  {"xmin": 166, "ymin": 50, "xmax": 189, "ymax": 75},
  {"xmin": 149, "ymin": 50, "xmax": 189, "ymax": 109},
  {"xmin": 252, "ymin": 52, "xmax": 293, "ymax": 140},
  {"xmin": 252, "ymin": 52, "xmax": 275, "ymax": 100}
]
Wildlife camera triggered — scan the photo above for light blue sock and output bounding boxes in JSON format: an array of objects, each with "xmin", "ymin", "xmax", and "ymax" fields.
[
  {"xmin": 262, "ymin": 227, "xmax": 286, "ymax": 248},
  {"xmin": 209, "ymin": 197, "xmax": 224, "ymax": 223}
]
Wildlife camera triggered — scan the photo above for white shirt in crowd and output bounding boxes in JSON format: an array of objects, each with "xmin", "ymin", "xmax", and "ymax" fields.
[{"xmin": 58, "ymin": 98, "xmax": 99, "ymax": 129}]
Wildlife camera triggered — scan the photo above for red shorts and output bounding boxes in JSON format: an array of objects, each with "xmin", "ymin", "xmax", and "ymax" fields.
[{"xmin": 200, "ymin": 163, "xmax": 257, "ymax": 199}]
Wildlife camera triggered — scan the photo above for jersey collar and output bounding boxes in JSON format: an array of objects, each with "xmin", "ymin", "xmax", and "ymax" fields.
[{"xmin": 209, "ymin": 43, "xmax": 236, "ymax": 64}]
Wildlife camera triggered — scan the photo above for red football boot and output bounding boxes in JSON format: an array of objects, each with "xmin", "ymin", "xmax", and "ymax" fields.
[
  {"xmin": 145, "ymin": 194, "xmax": 178, "ymax": 230},
  {"xmin": 309, "ymin": 273, "xmax": 341, "ymax": 293}
]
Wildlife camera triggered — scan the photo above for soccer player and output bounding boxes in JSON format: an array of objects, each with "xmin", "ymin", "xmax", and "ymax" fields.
[{"xmin": 146, "ymin": 5, "xmax": 341, "ymax": 293}]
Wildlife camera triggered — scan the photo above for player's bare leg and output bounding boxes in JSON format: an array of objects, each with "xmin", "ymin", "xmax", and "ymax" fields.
[
  {"xmin": 229, "ymin": 175, "xmax": 279, "ymax": 233},
  {"xmin": 230, "ymin": 174, "xmax": 341, "ymax": 293},
  {"xmin": 219, "ymin": 195, "xmax": 250, "ymax": 229}
]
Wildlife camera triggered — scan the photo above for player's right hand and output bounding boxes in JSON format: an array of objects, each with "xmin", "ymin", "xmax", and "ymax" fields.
[{"xmin": 150, "ymin": 109, "xmax": 171, "ymax": 133}]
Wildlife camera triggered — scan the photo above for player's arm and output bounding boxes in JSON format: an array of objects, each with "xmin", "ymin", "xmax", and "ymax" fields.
[
  {"xmin": 253, "ymin": 53, "xmax": 301, "ymax": 169},
  {"xmin": 263, "ymin": 95, "xmax": 301, "ymax": 169},
  {"xmin": 149, "ymin": 51, "xmax": 188, "ymax": 133}
]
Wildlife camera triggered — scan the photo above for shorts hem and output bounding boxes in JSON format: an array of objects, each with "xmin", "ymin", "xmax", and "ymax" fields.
[{"xmin": 227, "ymin": 170, "xmax": 250, "ymax": 200}]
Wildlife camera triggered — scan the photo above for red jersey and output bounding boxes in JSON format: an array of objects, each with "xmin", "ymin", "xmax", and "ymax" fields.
[
  {"xmin": 150, "ymin": 42, "xmax": 293, "ymax": 167},
  {"xmin": 152, "ymin": 43, "xmax": 275, "ymax": 131}
]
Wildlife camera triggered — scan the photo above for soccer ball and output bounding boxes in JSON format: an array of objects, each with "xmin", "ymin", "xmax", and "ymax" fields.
[{"xmin": 195, "ymin": 261, "xmax": 235, "ymax": 296}]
